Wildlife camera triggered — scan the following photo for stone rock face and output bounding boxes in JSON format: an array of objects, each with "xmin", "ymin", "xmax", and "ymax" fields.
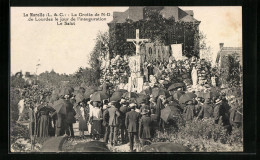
[
  {"xmin": 72, "ymin": 141, "xmax": 110, "ymax": 152},
  {"xmin": 41, "ymin": 136, "xmax": 67, "ymax": 152},
  {"xmin": 141, "ymin": 142, "xmax": 192, "ymax": 152}
]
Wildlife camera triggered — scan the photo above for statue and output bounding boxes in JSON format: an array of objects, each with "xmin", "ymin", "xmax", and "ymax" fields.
[{"xmin": 191, "ymin": 66, "xmax": 198, "ymax": 87}]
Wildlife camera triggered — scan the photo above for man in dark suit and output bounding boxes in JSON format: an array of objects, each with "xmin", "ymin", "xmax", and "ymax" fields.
[
  {"xmin": 125, "ymin": 103, "xmax": 140, "ymax": 152},
  {"xmin": 197, "ymin": 98, "xmax": 213, "ymax": 119},
  {"xmin": 119, "ymin": 100, "xmax": 129, "ymax": 144},
  {"xmin": 107, "ymin": 101, "xmax": 121, "ymax": 146},
  {"xmin": 65, "ymin": 99, "xmax": 76, "ymax": 137}
]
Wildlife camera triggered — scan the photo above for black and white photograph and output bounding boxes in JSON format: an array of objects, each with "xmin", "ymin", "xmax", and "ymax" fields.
[{"xmin": 10, "ymin": 6, "xmax": 243, "ymax": 152}]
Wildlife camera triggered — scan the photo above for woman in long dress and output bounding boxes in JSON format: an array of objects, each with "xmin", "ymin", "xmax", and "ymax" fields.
[
  {"xmin": 89, "ymin": 101, "xmax": 103, "ymax": 140},
  {"xmin": 36, "ymin": 104, "xmax": 54, "ymax": 137},
  {"xmin": 78, "ymin": 102, "xmax": 89, "ymax": 138}
]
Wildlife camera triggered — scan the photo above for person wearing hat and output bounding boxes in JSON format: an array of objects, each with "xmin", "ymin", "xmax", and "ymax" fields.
[
  {"xmin": 125, "ymin": 103, "xmax": 140, "ymax": 152},
  {"xmin": 89, "ymin": 101, "xmax": 103, "ymax": 140},
  {"xmin": 75, "ymin": 101, "xmax": 89, "ymax": 138},
  {"xmin": 107, "ymin": 101, "xmax": 121, "ymax": 146},
  {"xmin": 197, "ymin": 98, "xmax": 213, "ymax": 119},
  {"xmin": 213, "ymin": 97, "xmax": 225, "ymax": 125},
  {"xmin": 229, "ymin": 100, "xmax": 243, "ymax": 129},
  {"xmin": 102, "ymin": 99, "xmax": 110, "ymax": 143},
  {"xmin": 52, "ymin": 91, "xmax": 72, "ymax": 137},
  {"xmin": 150, "ymin": 108, "xmax": 158, "ymax": 137},
  {"xmin": 194, "ymin": 97, "xmax": 204, "ymax": 117},
  {"xmin": 119, "ymin": 99, "xmax": 129, "ymax": 144},
  {"xmin": 149, "ymin": 97, "xmax": 157, "ymax": 111},
  {"xmin": 156, "ymin": 95, "xmax": 165, "ymax": 130},
  {"xmin": 64, "ymin": 95, "xmax": 77, "ymax": 138},
  {"xmin": 221, "ymin": 94, "xmax": 231, "ymax": 119},
  {"xmin": 183, "ymin": 100, "xmax": 196, "ymax": 121},
  {"xmin": 139, "ymin": 109, "xmax": 152, "ymax": 146},
  {"xmin": 140, "ymin": 101, "xmax": 150, "ymax": 115}
]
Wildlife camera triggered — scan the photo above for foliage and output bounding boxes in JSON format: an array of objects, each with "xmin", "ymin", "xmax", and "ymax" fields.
[
  {"xmin": 68, "ymin": 67, "xmax": 100, "ymax": 88},
  {"xmin": 10, "ymin": 122, "xmax": 30, "ymax": 145},
  {"xmin": 86, "ymin": 31, "xmax": 110, "ymax": 87},
  {"xmin": 109, "ymin": 8, "xmax": 200, "ymax": 58},
  {"xmin": 38, "ymin": 70, "xmax": 70, "ymax": 88},
  {"xmin": 10, "ymin": 88, "xmax": 21, "ymax": 123},
  {"xmin": 179, "ymin": 118, "xmax": 229, "ymax": 142},
  {"xmin": 218, "ymin": 54, "xmax": 241, "ymax": 88},
  {"xmin": 10, "ymin": 76, "xmax": 27, "ymax": 88},
  {"xmin": 153, "ymin": 117, "xmax": 243, "ymax": 152}
]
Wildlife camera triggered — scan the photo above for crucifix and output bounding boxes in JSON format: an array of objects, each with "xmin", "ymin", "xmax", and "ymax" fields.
[{"xmin": 127, "ymin": 29, "xmax": 149, "ymax": 55}]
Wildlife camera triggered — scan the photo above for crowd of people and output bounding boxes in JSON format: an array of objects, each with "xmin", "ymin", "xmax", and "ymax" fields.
[
  {"xmin": 17, "ymin": 83, "xmax": 243, "ymax": 152},
  {"xmin": 101, "ymin": 55, "xmax": 218, "ymax": 92}
]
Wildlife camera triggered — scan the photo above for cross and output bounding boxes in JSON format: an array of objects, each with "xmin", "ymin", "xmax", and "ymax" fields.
[{"xmin": 127, "ymin": 29, "xmax": 149, "ymax": 55}]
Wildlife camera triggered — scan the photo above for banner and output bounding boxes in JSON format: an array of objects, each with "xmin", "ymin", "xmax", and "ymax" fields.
[
  {"xmin": 129, "ymin": 55, "xmax": 141, "ymax": 73},
  {"xmin": 171, "ymin": 44, "xmax": 183, "ymax": 61},
  {"xmin": 162, "ymin": 46, "xmax": 170, "ymax": 63},
  {"xmin": 145, "ymin": 43, "xmax": 155, "ymax": 63}
]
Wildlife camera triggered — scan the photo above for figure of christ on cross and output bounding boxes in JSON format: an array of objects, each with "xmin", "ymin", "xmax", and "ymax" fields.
[{"xmin": 127, "ymin": 29, "xmax": 149, "ymax": 55}]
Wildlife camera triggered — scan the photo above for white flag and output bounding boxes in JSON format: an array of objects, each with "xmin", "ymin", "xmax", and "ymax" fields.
[{"xmin": 171, "ymin": 44, "xmax": 183, "ymax": 61}]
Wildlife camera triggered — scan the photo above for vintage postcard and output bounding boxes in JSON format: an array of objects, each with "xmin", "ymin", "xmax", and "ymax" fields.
[{"xmin": 10, "ymin": 6, "xmax": 243, "ymax": 152}]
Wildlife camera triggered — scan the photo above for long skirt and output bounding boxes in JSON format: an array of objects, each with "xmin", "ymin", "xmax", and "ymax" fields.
[
  {"xmin": 37, "ymin": 115, "xmax": 50, "ymax": 137},
  {"xmin": 79, "ymin": 118, "xmax": 88, "ymax": 131},
  {"xmin": 91, "ymin": 120, "xmax": 102, "ymax": 135}
]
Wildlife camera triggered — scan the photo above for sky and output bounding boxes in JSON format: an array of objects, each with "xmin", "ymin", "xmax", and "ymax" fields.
[{"xmin": 11, "ymin": 6, "xmax": 242, "ymax": 75}]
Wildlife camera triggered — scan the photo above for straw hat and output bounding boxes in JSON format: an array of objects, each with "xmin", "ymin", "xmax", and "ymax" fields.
[{"xmin": 129, "ymin": 103, "xmax": 136, "ymax": 109}]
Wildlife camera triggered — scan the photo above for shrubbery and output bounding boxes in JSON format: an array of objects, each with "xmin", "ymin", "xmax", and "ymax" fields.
[{"xmin": 153, "ymin": 117, "xmax": 243, "ymax": 152}]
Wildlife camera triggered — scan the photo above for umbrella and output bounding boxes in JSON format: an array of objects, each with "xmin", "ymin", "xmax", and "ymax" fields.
[
  {"xmin": 91, "ymin": 91, "xmax": 109, "ymax": 102},
  {"xmin": 140, "ymin": 88, "xmax": 152, "ymax": 95},
  {"xmin": 137, "ymin": 93, "xmax": 149, "ymax": 104},
  {"xmin": 66, "ymin": 87, "xmax": 74, "ymax": 94},
  {"xmin": 128, "ymin": 98, "xmax": 137, "ymax": 104},
  {"xmin": 80, "ymin": 82, "xmax": 88, "ymax": 88},
  {"xmin": 136, "ymin": 97, "xmax": 147, "ymax": 105},
  {"xmin": 160, "ymin": 106, "xmax": 180, "ymax": 123},
  {"xmin": 122, "ymin": 92, "xmax": 139, "ymax": 98},
  {"xmin": 112, "ymin": 91, "xmax": 124, "ymax": 97},
  {"xmin": 179, "ymin": 92, "xmax": 197, "ymax": 104},
  {"xmin": 117, "ymin": 89, "xmax": 128, "ymax": 93},
  {"xmin": 110, "ymin": 91, "xmax": 123, "ymax": 102},
  {"xmin": 75, "ymin": 94, "xmax": 85, "ymax": 103},
  {"xmin": 38, "ymin": 105, "xmax": 56, "ymax": 112},
  {"xmin": 53, "ymin": 100, "xmax": 69, "ymax": 115},
  {"xmin": 168, "ymin": 83, "xmax": 185, "ymax": 91},
  {"xmin": 152, "ymin": 88, "xmax": 170, "ymax": 98},
  {"xmin": 173, "ymin": 91, "xmax": 185, "ymax": 100},
  {"xmin": 84, "ymin": 87, "xmax": 97, "ymax": 98},
  {"xmin": 137, "ymin": 93, "xmax": 149, "ymax": 99}
]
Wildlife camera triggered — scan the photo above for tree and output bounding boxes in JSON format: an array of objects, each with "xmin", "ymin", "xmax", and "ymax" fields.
[
  {"xmin": 88, "ymin": 31, "xmax": 110, "ymax": 86},
  {"xmin": 10, "ymin": 75, "xmax": 26, "ymax": 88},
  {"xmin": 218, "ymin": 54, "xmax": 241, "ymax": 88},
  {"xmin": 195, "ymin": 31, "xmax": 213, "ymax": 62}
]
